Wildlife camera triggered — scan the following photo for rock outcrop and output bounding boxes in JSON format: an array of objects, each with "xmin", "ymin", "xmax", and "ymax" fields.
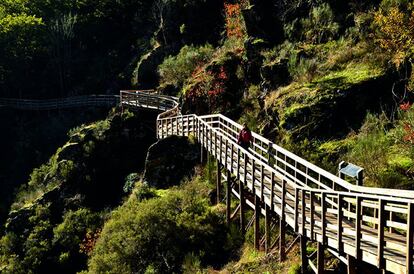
[{"xmin": 144, "ymin": 136, "xmax": 200, "ymax": 188}]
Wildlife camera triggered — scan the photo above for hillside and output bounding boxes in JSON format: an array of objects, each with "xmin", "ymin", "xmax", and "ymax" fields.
[{"xmin": 2, "ymin": 0, "xmax": 414, "ymax": 273}]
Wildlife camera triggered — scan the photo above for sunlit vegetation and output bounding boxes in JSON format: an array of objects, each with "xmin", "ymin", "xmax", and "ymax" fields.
[{"xmin": 4, "ymin": 0, "xmax": 414, "ymax": 273}]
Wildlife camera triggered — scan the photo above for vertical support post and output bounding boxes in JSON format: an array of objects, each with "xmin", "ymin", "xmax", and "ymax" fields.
[
  {"xmin": 265, "ymin": 205, "xmax": 271, "ymax": 254},
  {"xmin": 301, "ymin": 189, "xmax": 306, "ymax": 235},
  {"xmin": 200, "ymin": 143, "xmax": 204, "ymax": 164},
  {"xmin": 300, "ymin": 235, "xmax": 308, "ymax": 274},
  {"xmin": 280, "ymin": 179, "xmax": 286, "ymax": 262},
  {"xmin": 377, "ymin": 199, "xmax": 385, "ymax": 270},
  {"xmin": 239, "ymin": 180, "xmax": 245, "ymax": 233},
  {"xmin": 338, "ymin": 194, "xmax": 343, "ymax": 255},
  {"xmin": 294, "ymin": 188, "xmax": 299, "ymax": 233},
  {"xmin": 347, "ymin": 255, "xmax": 357, "ymax": 274},
  {"xmin": 357, "ymin": 169, "xmax": 363, "ymax": 186},
  {"xmin": 406, "ymin": 203, "xmax": 414, "ymax": 274},
  {"xmin": 219, "ymin": 135, "xmax": 223, "ymax": 163},
  {"xmin": 224, "ymin": 139, "xmax": 228, "ymax": 171},
  {"xmin": 270, "ymin": 172, "xmax": 275, "ymax": 212},
  {"xmin": 310, "ymin": 191, "xmax": 314, "ymax": 241},
  {"xmin": 317, "ymin": 242, "xmax": 324, "ymax": 274},
  {"xmin": 226, "ymin": 170, "xmax": 231, "ymax": 224},
  {"xmin": 254, "ymin": 194, "xmax": 260, "ymax": 250},
  {"xmin": 355, "ymin": 196, "xmax": 361, "ymax": 260},
  {"xmin": 216, "ymin": 160, "xmax": 221, "ymax": 204},
  {"xmin": 301, "ymin": 189, "xmax": 308, "ymax": 274},
  {"xmin": 237, "ymin": 148, "xmax": 240, "ymax": 181},
  {"xmin": 321, "ymin": 192, "xmax": 326, "ymax": 245},
  {"xmin": 260, "ymin": 164, "xmax": 264, "ymax": 201}
]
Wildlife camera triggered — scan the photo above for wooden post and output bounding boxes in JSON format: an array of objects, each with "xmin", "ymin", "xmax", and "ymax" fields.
[
  {"xmin": 406, "ymin": 203, "xmax": 414, "ymax": 274},
  {"xmin": 254, "ymin": 194, "xmax": 260, "ymax": 250},
  {"xmin": 265, "ymin": 205, "xmax": 270, "ymax": 254},
  {"xmin": 338, "ymin": 194, "xmax": 343, "ymax": 255},
  {"xmin": 226, "ymin": 171, "xmax": 232, "ymax": 224},
  {"xmin": 347, "ymin": 255, "xmax": 357, "ymax": 274},
  {"xmin": 239, "ymin": 180, "xmax": 245, "ymax": 233},
  {"xmin": 355, "ymin": 196, "xmax": 361, "ymax": 260},
  {"xmin": 260, "ymin": 165, "xmax": 264, "ymax": 201},
  {"xmin": 317, "ymin": 242, "xmax": 324, "ymax": 274},
  {"xmin": 270, "ymin": 172, "xmax": 275, "ymax": 212},
  {"xmin": 300, "ymin": 235, "xmax": 308, "ymax": 274},
  {"xmin": 377, "ymin": 199, "xmax": 385, "ymax": 269},
  {"xmin": 309, "ymin": 191, "xmax": 315, "ymax": 242},
  {"xmin": 280, "ymin": 179, "xmax": 286, "ymax": 262},
  {"xmin": 294, "ymin": 188, "xmax": 299, "ymax": 233},
  {"xmin": 216, "ymin": 160, "xmax": 221, "ymax": 204},
  {"xmin": 200, "ymin": 143, "xmax": 204, "ymax": 164},
  {"xmin": 300, "ymin": 189, "xmax": 308, "ymax": 274},
  {"xmin": 321, "ymin": 192, "xmax": 326, "ymax": 245}
]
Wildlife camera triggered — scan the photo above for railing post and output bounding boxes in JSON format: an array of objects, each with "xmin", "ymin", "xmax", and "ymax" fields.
[
  {"xmin": 355, "ymin": 196, "xmax": 361, "ymax": 260},
  {"xmin": 321, "ymin": 192, "xmax": 326, "ymax": 245},
  {"xmin": 301, "ymin": 189, "xmax": 308, "ymax": 274},
  {"xmin": 294, "ymin": 188, "xmax": 299, "ymax": 232},
  {"xmin": 260, "ymin": 164, "xmax": 264, "ymax": 201},
  {"xmin": 377, "ymin": 199, "xmax": 385, "ymax": 270},
  {"xmin": 224, "ymin": 139, "xmax": 228, "ymax": 171},
  {"xmin": 317, "ymin": 242, "xmax": 324, "ymax": 274},
  {"xmin": 280, "ymin": 179, "xmax": 286, "ymax": 262},
  {"xmin": 270, "ymin": 172, "xmax": 275, "ymax": 212},
  {"xmin": 337, "ymin": 194, "xmax": 343, "ymax": 255},
  {"xmin": 407, "ymin": 203, "xmax": 414, "ymax": 274},
  {"xmin": 310, "ymin": 191, "xmax": 314, "ymax": 241},
  {"xmin": 216, "ymin": 160, "xmax": 221, "ymax": 204},
  {"xmin": 252, "ymin": 158, "xmax": 256, "ymax": 193},
  {"xmin": 265, "ymin": 204, "xmax": 271, "ymax": 254}
]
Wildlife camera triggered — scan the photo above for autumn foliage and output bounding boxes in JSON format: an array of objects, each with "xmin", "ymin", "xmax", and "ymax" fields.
[
  {"xmin": 224, "ymin": 1, "xmax": 245, "ymax": 39},
  {"xmin": 374, "ymin": 5, "xmax": 414, "ymax": 67},
  {"xmin": 80, "ymin": 228, "xmax": 102, "ymax": 255}
]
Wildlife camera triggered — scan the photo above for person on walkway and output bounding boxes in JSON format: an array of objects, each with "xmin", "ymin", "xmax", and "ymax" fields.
[{"xmin": 238, "ymin": 123, "xmax": 253, "ymax": 150}]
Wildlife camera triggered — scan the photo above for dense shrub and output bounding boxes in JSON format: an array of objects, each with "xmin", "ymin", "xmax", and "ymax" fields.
[
  {"xmin": 158, "ymin": 44, "xmax": 214, "ymax": 91},
  {"xmin": 87, "ymin": 179, "xmax": 241, "ymax": 273},
  {"xmin": 346, "ymin": 111, "xmax": 414, "ymax": 188}
]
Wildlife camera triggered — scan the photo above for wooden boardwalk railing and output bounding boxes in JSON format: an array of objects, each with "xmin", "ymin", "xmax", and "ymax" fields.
[
  {"xmin": 0, "ymin": 95, "xmax": 119, "ymax": 110},
  {"xmin": 114, "ymin": 89, "xmax": 413, "ymax": 274}
]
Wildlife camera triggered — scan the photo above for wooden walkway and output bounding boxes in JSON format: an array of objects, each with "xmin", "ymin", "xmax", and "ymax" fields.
[
  {"xmin": 119, "ymin": 90, "xmax": 414, "ymax": 274},
  {"xmin": 0, "ymin": 95, "xmax": 119, "ymax": 110}
]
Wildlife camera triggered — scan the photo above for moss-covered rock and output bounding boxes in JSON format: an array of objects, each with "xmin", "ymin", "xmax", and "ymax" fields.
[
  {"xmin": 265, "ymin": 64, "xmax": 395, "ymax": 140},
  {"xmin": 143, "ymin": 136, "xmax": 200, "ymax": 189}
]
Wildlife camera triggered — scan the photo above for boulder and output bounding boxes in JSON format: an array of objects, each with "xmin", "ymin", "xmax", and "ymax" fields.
[{"xmin": 143, "ymin": 136, "xmax": 200, "ymax": 188}]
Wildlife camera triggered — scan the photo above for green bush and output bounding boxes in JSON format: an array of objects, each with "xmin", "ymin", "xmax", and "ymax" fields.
[
  {"xmin": 158, "ymin": 44, "xmax": 214, "ymax": 91},
  {"xmin": 87, "ymin": 179, "xmax": 240, "ymax": 274},
  {"xmin": 346, "ymin": 112, "xmax": 414, "ymax": 188},
  {"xmin": 301, "ymin": 3, "xmax": 339, "ymax": 44}
]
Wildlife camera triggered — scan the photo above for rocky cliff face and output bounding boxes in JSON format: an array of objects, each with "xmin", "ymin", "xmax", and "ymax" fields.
[{"xmin": 144, "ymin": 136, "xmax": 200, "ymax": 188}]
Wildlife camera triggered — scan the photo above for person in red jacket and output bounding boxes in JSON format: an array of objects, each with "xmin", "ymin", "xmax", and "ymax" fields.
[{"xmin": 238, "ymin": 123, "xmax": 253, "ymax": 150}]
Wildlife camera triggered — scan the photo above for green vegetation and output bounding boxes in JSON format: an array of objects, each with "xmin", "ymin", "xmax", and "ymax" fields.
[
  {"xmin": 4, "ymin": 0, "xmax": 414, "ymax": 273},
  {"xmin": 0, "ymin": 109, "xmax": 156, "ymax": 273},
  {"xmin": 87, "ymin": 177, "xmax": 242, "ymax": 273},
  {"xmin": 158, "ymin": 44, "xmax": 215, "ymax": 92},
  {"xmin": 346, "ymin": 109, "xmax": 414, "ymax": 188}
]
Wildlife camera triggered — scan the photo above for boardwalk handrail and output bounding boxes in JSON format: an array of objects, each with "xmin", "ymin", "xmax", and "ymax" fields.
[
  {"xmin": 0, "ymin": 95, "xmax": 119, "ymax": 110},
  {"xmin": 199, "ymin": 114, "xmax": 414, "ymax": 199},
  {"xmin": 81, "ymin": 90, "xmax": 414, "ymax": 274},
  {"xmin": 154, "ymin": 112, "xmax": 414, "ymax": 274}
]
